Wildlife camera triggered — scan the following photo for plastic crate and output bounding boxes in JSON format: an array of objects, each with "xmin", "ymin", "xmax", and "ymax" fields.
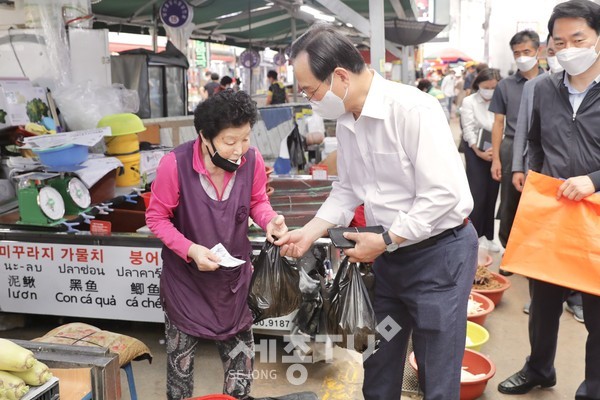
[{"xmin": 22, "ymin": 377, "xmax": 59, "ymax": 400}]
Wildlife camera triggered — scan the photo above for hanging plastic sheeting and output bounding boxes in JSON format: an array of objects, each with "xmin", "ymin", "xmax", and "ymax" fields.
[
  {"xmin": 248, "ymin": 241, "xmax": 301, "ymax": 323},
  {"xmin": 53, "ymin": 82, "xmax": 140, "ymax": 131},
  {"xmin": 164, "ymin": 23, "xmax": 196, "ymax": 54},
  {"xmin": 22, "ymin": 0, "xmax": 93, "ymax": 89}
]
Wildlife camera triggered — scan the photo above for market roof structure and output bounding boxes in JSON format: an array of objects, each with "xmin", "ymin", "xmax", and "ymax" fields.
[{"xmin": 91, "ymin": 0, "xmax": 441, "ymax": 50}]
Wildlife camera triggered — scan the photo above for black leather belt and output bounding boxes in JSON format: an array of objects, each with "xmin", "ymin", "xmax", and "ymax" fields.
[{"xmin": 392, "ymin": 218, "xmax": 469, "ymax": 254}]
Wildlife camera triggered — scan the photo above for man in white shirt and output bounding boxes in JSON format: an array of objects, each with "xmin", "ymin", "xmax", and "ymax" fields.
[
  {"xmin": 275, "ymin": 24, "xmax": 477, "ymax": 400},
  {"xmin": 441, "ymin": 69, "xmax": 457, "ymax": 118}
]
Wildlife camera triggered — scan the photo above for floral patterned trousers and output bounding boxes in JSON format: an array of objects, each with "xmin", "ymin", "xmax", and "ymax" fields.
[{"xmin": 164, "ymin": 313, "xmax": 255, "ymax": 400}]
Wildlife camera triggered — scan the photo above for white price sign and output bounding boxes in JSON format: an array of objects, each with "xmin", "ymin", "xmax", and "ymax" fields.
[
  {"xmin": 0, "ymin": 242, "xmax": 164, "ymax": 323},
  {"xmin": 253, "ymin": 312, "xmax": 297, "ymax": 331}
]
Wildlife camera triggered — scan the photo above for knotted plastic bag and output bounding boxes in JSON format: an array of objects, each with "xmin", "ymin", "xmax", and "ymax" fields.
[
  {"xmin": 248, "ymin": 241, "xmax": 301, "ymax": 323},
  {"xmin": 326, "ymin": 257, "xmax": 378, "ymax": 353},
  {"xmin": 291, "ymin": 268, "xmax": 323, "ymax": 337}
]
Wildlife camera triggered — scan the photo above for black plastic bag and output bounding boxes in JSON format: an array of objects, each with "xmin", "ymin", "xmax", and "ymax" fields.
[
  {"xmin": 292, "ymin": 268, "xmax": 323, "ymax": 337},
  {"xmin": 326, "ymin": 257, "xmax": 378, "ymax": 353},
  {"xmin": 248, "ymin": 241, "xmax": 301, "ymax": 323}
]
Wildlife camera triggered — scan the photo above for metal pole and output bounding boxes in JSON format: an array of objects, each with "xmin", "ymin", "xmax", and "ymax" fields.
[
  {"xmin": 152, "ymin": 4, "xmax": 159, "ymax": 53},
  {"xmin": 401, "ymin": 46, "xmax": 410, "ymax": 84},
  {"xmin": 291, "ymin": 13, "xmax": 297, "ymax": 102},
  {"xmin": 369, "ymin": 0, "xmax": 385, "ymax": 75}
]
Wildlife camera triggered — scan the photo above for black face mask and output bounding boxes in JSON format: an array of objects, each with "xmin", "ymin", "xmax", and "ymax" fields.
[{"xmin": 206, "ymin": 141, "xmax": 241, "ymax": 172}]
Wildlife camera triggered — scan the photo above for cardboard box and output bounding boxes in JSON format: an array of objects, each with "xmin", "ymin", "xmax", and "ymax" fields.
[
  {"xmin": 0, "ymin": 78, "xmax": 49, "ymax": 129},
  {"xmin": 50, "ymin": 368, "xmax": 92, "ymax": 400}
]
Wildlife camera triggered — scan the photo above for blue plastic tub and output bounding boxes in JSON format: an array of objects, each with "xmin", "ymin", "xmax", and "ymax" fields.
[{"xmin": 33, "ymin": 144, "xmax": 89, "ymax": 168}]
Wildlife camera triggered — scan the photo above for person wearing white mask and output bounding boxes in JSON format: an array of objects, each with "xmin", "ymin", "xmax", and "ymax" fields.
[
  {"xmin": 276, "ymin": 23, "xmax": 478, "ymax": 400},
  {"xmin": 489, "ymin": 30, "xmax": 544, "ymax": 273},
  {"xmin": 512, "ymin": 35, "xmax": 563, "ymax": 194},
  {"xmin": 460, "ymin": 68, "xmax": 502, "ymax": 253},
  {"xmin": 498, "ymin": 0, "xmax": 600, "ymax": 397}
]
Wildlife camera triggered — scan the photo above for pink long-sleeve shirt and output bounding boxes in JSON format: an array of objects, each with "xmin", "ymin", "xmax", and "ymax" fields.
[{"xmin": 146, "ymin": 139, "xmax": 277, "ymax": 261}]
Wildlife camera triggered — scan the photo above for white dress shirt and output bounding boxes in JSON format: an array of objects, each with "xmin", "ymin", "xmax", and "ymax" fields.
[
  {"xmin": 460, "ymin": 92, "xmax": 495, "ymax": 147},
  {"xmin": 316, "ymin": 72, "xmax": 473, "ymax": 247}
]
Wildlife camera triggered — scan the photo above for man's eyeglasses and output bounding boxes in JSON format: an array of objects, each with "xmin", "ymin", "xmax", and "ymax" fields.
[{"xmin": 300, "ymin": 81, "xmax": 323, "ymax": 102}]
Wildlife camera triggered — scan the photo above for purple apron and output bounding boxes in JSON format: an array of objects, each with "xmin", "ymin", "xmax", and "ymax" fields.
[{"xmin": 160, "ymin": 140, "xmax": 255, "ymax": 340}]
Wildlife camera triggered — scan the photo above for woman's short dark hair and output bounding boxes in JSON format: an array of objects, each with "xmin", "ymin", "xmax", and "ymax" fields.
[
  {"xmin": 548, "ymin": 0, "xmax": 600, "ymax": 35},
  {"xmin": 417, "ymin": 79, "xmax": 432, "ymax": 92},
  {"xmin": 509, "ymin": 30, "xmax": 540, "ymax": 50},
  {"xmin": 193, "ymin": 90, "xmax": 257, "ymax": 140},
  {"xmin": 290, "ymin": 23, "xmax": 366, "ymax": 81},
  {"xmin": 472, "ymin": 68, "xmax": 502, "ymax": 92}
]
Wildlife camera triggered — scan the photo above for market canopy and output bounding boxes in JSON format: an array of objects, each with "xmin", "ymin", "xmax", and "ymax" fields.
[
  {"xmin": 385, "ymin": 18, "xmax": 447, "ymax": 46},
  {"xmin": 424, "ymin": 47, "xmax": 474, "ymax": 63},
  {"xmin": 91, "ymin": 0, "xmax": 437, "ymax": 49}
]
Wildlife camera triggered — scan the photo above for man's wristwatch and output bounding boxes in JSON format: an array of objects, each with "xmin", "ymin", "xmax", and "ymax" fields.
[{"xmin": 382, "ymin": 231, "xmax": 399, "ymax": 252}]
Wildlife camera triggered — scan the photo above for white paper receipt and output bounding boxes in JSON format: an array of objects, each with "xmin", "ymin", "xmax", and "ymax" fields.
[{"xmin": 210, "ymin": 243, "xmax": 246, "ymax": 268}]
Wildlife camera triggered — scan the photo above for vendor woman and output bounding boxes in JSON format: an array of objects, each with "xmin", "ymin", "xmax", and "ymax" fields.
[{"xmin": 146, "ymin": 89, "xmax": 288, "ymax": 400}]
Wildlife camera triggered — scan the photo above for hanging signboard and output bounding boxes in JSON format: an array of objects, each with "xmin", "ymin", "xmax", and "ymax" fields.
[
  {"xmin": 160, "ymin": 0, "xmax": 194, "ymax": 28},
  {"xmin": 194, "ymin": 40, "xmax": 208, "ymax": 68},
  {"xmin": 240, "ymin": 49, "xmax": 261, "ymax": 69}
]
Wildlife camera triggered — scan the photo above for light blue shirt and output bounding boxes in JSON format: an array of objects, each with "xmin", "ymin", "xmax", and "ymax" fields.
[{"xmin": 563, "ymin": 73, "xmax": 600, "ymax": 114}]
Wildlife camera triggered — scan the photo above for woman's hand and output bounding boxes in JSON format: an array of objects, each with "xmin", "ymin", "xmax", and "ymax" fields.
[
  {"xmin": 187, "ymin": 244, "xmax": 221, "ymax": 271},
  {"xmin": 474, "ymin": 146, "xmax": 493, "ymax": 162},
  {"xmin": 266, "ymin": 215, "xmax": 288, "ymax": 243},
  {"xmin": 491, "ymin": 158, "xmax": 502, "ymax": 181}
]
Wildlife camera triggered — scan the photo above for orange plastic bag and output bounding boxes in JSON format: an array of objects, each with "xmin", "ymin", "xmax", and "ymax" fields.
[{"xmin": 501, "ymin": 171, "xmax": 600, "ymax": 295}]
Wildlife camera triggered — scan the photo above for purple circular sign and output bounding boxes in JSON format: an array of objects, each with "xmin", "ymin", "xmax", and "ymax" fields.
[
  {"xmin": 240, "ymin": 49, "xmax": 261, "ymax": 69},
  {"xmin": 160, "ymin": 0, "xmax": 193, "ymax": 28},
  {"xmin": 273, "ymin": 52, "xmax": 287, "ymax": 66}
]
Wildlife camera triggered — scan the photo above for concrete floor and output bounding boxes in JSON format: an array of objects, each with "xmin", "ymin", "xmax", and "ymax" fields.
[
  {"xmin": 0, "ymin": 252, "xmax": 589, "ymax": 400},
  {"xmin": 0, "ymin": 116, "xmax": 590, "ymax": 399}
]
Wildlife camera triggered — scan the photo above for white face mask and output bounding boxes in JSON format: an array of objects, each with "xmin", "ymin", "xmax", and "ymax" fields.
[
  {"xmin": 479, "ymin": 88, "xmax": 495, "ymax": 101},
  {"xmin": 310, "ymin": 73, "xmax": 348, "ymax": 120},
  {"xmin": 515, "ymin": 54, "xmax": 538, "ymax": 72},
  {"xmin": 556, "ymin": 37, "xmax": 600, "ymax": 76},
  {"xmin": 546, "ymin": 56, "xmax": 564, "ymax": 74}
]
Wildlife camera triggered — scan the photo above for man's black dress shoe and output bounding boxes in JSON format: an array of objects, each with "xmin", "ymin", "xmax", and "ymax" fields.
[{"xmin": 498, "ymin": 371, "xmax": 556, "ymax": 394}]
